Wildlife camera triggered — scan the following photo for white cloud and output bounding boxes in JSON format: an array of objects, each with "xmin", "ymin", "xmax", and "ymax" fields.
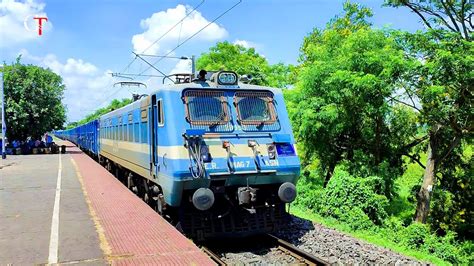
[
  {"xmin": 170, "ymin": 59, "xmax": 191, "ymax": 74},
  {"xmin": 162, "ymin": 59, "xmax": 193, "ymax": 84},
  {"xmin": 0, "ymin": 0, "xmax": 52, "ymax": 48},
  {"xmin": 132, "ymin": 4, "xmax": 228, "ymax": 55},
  {"xmin": 233, "ymin": 39, "xmax": 265, "ymax": 57},
  {"xmin": 20, "ymin": 50, "xmax": 121, "ymax": 122},
  {"xmin": 233, "ymin": 39, "xmax": 257, "ymax": 49}
]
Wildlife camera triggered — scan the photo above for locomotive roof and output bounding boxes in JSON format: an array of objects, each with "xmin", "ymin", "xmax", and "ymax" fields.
[
  {"xmin": 100, "ymin": 81, "xmax": 283, "ymax": 120},
  {"xmin": 158, "ymin": 81, "xmax": 283, "ymax": 94}
]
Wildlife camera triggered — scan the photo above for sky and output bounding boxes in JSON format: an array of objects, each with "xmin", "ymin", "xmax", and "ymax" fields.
[{"xmin": 0, "ymin": 0, "xmax": 425, "ymax": 122}]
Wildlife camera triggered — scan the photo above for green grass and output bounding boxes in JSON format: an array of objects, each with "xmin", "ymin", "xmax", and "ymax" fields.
[{"xmin": 289, "ymin": 205, "xmax": 451, "ymax": 265}]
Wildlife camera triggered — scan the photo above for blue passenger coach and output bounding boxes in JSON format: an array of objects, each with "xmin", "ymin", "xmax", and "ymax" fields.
[{"xmin": 56, "ymin": 71, "xmax": 300, "ymax": 239}]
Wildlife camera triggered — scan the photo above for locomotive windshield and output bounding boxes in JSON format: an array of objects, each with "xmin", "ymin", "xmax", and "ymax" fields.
[
  {"xmin": 234, "ymin": 91, "xmax": 277, "ymax": 125},
  {"xmin": 184, "ymin": 90, "xmax": 229, "ymax": 125}
]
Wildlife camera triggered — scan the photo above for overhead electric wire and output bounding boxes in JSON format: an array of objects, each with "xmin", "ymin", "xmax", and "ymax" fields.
[
  {"xmin": 140, "ymin": 0, "xmax": 205, "ymax": 54},
  {"xmin": 77, "ymin": 2, "xmax": 206, "ymax": 122},
  {"xmin": 117, "ymin": 0, "xmax": 205, "ymax": 76},
  {"xmin": 83, "ymin": 0, "xmax": 238, "ymax": 120},
  {"xmin": 111, "ymin": 73, "xmax": 164, "ymax": 78},
  {"xmin": 137, "ymin": 54, "xmax": 191, "ymax": 59},
  {"xmin": 120, "ymin": 56, "xmax": 138, "ymax": 75},
  {"xmin": 139, "ymin": 0, "xmax": 242, "ymax": 76},
  {"xmin": 133, "ymin": 52, "xmax": 175, "ymax": 83}
]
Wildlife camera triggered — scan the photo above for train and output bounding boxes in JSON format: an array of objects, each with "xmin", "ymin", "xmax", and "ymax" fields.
[{"xmin": 55, "ymin": 70, "xmax": 301, "ymax": 240}]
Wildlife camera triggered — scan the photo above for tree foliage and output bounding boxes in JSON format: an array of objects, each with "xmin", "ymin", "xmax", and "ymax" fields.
[
  {"xmin": 393, "ymin": 28, "xmax": 473, "ymax": 235},
  {"xmin": 196, "ymin": 41, "xmax": 294, "ymax": 88},
  {"xmin": 287, "ymin": 2, "xmax": 419, "ymax": 198},
  {"xmin": 66, "ymin": 98, "xmax": 132, "ymax": 129},
  {"xmin": 386, "ymin": 0, "xmax": 472, "ymax": 40},
  {"xmin": 320, "ymin": 167, "xmax": 389, "ymax": 228},
  {"xmin": 1, "ymin": 57, "xmax": 66, "ymax": 140},
  {"xmin": 386, "ymin": 0, "xmax": 473, "ymax": 233}
]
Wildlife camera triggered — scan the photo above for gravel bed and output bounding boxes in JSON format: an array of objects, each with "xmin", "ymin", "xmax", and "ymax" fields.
[
  {"xmin": 274, "ymin": 215, "xmax": 426, "ymax": 265},
  {"xmin": 219, "ymin": 246, "xmax": 300, "ymax": 265},
  {"xmin": 208, "ymin": 236, "xmax": 301, "ymax": 265}
]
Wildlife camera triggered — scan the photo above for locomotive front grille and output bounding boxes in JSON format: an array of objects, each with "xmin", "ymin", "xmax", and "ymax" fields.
[
  {"xmin": 183, "ymin": 90, "xmax": 234, "ymax": 132},
  {"xmin": 234, "ymin": 91, "xmax": 277, "ymax": 125}
]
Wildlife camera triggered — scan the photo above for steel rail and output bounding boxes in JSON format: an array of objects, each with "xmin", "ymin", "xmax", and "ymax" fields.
[
  {"xmin": 266, "ymin": 234, "xmax": 329, "ymax": 266},
  {"xmin": 201, "ymin": 246, "xmax": 226, "ymax": 265}
]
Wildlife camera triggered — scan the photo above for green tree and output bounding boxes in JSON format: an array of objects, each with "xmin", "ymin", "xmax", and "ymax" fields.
[
  {"xmin": 67, "ymin": 98, "xmax": 132, "ymax": 129},
  {"xmin": 386, "ymin": 0, "xmax": 473, "ymax": 228},
  {"xmin": 196, "ymin": 41, "xmax": 293, "ymax": 88},
  {"xmin": 1, "ymin": 57, "xmax": 66, "ymax": 140},
  {"xmin": 288, "ymin": 2, "xmax": 419, "ymax": 198},
  {"xmin": 386, "ymin": 0, "xmax": 472, "ymax": 40}
]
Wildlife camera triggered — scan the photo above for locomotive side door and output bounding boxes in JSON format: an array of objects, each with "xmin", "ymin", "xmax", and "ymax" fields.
[{"xmin": 150, "ymin": 95, "xmax": 158, "ymax": 176}]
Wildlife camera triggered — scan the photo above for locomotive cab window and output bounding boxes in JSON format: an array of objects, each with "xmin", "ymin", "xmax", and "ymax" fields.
[
  {"xmin": 234, "ymin": 91, "xmax": 277, "ymax": 125},
  {"xmin": 183, "ymin": 90, "xmax": 229, "ymax": 126},
  {"xmin": 157, "ymin": 99, "xmax": 164, "ymax": 126}
]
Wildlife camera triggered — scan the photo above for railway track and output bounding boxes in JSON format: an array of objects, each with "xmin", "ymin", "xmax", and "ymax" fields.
[
  {"xmin": 267, "ymin": 234, "xmax": 328, "ymax": 265},
  {"xmin": 201, "ymin": 234, "xmax": 329, "ymax": 265},
  {"xmin": 201, "ymin": 246, "xmax": 227, "ymax": 265}
]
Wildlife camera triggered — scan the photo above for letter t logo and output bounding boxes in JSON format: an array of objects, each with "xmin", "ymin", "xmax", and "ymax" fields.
[{"xmin": 33, "ymin": 17, "xmax": 48, "ymax": 35}]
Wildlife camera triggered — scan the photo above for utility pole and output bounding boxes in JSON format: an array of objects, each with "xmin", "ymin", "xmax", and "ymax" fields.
[
  {"xmin": 191, "ymin": 55, "xmax": 196, "ymax": 78},
  {"xmin": 1, "ymin": 72, "xmax": 6, "ymax": 159}
]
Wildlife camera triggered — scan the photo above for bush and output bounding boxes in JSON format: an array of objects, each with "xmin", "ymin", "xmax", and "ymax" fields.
[
  {"xmin": 398, "ymin": 223, "xmax": 470, "ymax": 264},
  {"xmin": 295, "ymin": 174, "xmax": 323, "ymax": 209},
  {"xmin": 400, "ymin": 222, "xmax": 431, "ymax": 249},
  {"xmin": 338, "ymin": 206, "xmax": 375, "ymax": 230},
  {"xmin": 318, "ymin": 167, "xmax": 389, "ymax": 226},
  {"xmin": 295, "ymin": 164, "xmax": 324, "ymax": 209}
]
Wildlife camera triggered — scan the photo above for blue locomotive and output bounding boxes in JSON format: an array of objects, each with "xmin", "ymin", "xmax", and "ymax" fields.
[{"xmin": 55, "ymin": 71, "xmax": 300, "ymax": 239}]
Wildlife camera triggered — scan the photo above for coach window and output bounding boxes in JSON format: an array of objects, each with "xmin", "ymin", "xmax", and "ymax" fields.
[
  {"xmin": 140, "ymin": 108, "xmax": 148, "ymax": 143},
  {"xmin": 134, "ymin": 122, "xmax": 139, "ymax": 142},
  {"xmin": 128, "ymin": 122, "xmax": 133, "ymax": 142},
  {"xmin": 123, "ymin": 124, "xmax": 127, "ymax": 141},
  {"xmin": 158, "ymin": 99, "xmax": 164, "ymax": 126},
  {"xmin": 141, "ymin": 122, "xmax": 147, "ymax": 143}
]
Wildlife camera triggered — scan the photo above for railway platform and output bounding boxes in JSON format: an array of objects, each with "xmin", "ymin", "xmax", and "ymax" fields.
[{"xmin": 0, "ymin": 140, "xmax": 214, "ymax": 265}]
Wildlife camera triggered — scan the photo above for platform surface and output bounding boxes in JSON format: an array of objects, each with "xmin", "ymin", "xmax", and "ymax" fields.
[{"xmin": 0, "ymin": 141, "xmax": 214, "ymax": 265}]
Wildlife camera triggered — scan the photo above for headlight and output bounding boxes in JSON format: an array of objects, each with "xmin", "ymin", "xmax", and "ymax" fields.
[
  {"xmin": 267, "ymin": 144, "xmax": 276, "ymax": 160},
  {"xmin": 217, "ymin": 71, "xmax": 238, "ymax": 85},
  {"xmin": 192, "ymin": 188, "xmax": 215, "ymax": 211}
]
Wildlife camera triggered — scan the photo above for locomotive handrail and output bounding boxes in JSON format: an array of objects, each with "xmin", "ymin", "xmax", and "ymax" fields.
[
  {"xmin": 209, "ymin": 169, "xmax": 276, "ymax": 176},
  {"xmin": 202, "ymin": 133, "xmax": 273, "ymax": 138}
]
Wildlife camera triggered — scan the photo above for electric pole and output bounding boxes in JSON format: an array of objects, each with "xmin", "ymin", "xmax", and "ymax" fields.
[{"xmin": 1, "ymin": 72, "xmax": 6, "ymax": 159}]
